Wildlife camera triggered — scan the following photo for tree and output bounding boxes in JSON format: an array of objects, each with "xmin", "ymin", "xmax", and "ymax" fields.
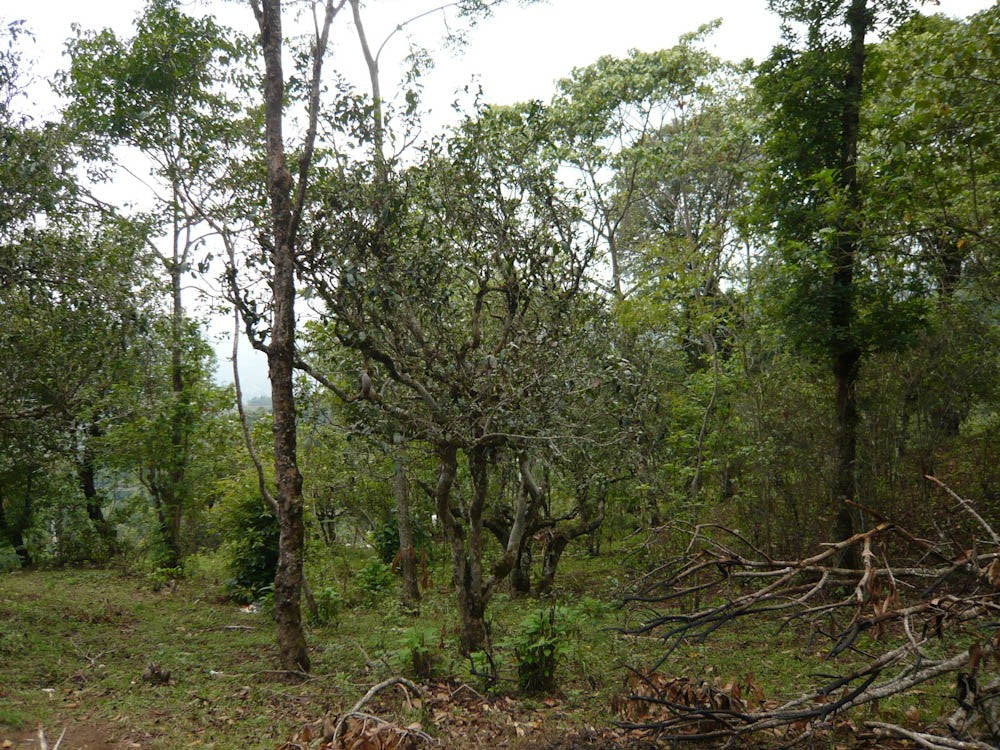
[
  {"xmin": 1, "ymin": 20, "xmax": 152, "ymax": 562},
  {"xmin": 299, "ymin": 101, "xmax": 600, "ymax": 652},
  {"xmin": 99, "ymin": 317, "xmax": 236, "ymax": 564},
  {"xmin": 548, "ymin": 36, "xmax": 757, "ymax": 529},
  {"xmin": 550, "ymin": 27, "xmax": 750, "ymax": 303},
  {"xmin": 754, "ymin": 0, "xmax": 922, "ymax": 558},
  {"xmin": 60, "ymin": 0, "xmax": 247, "ymax": 567},
  {"xmin": 848, "ymin": 5, "xmax": 1000, "ymax": 516},
  {"xmin": 242, "ymin": 0, "xmax": 345, "ymax": 674}
]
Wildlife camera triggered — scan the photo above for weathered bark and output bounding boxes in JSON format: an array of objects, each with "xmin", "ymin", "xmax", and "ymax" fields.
[
  {"xmin": 462, "ymin": 447, "xmax": 491, "ymax": 652},
  {"xmin": 484, "ymin": 502, "xmax": 534, "ymax": 594},
  {"xmin": 510, "ymin": 457, "xmax": 545, "ymax": 593},
  {"xmin": 393, "ymin": 449, "xmax": 420, "ymax": 608},
  {"xmin": 511, "ymin": 536, "xmax": 533, "ymax": 594},
  {"xmin": 830, "ymin": 0, "xmax": 870, "ymax": 568},
  {"xmin": 485, "ymin": 460, "xmax": 547, "ymax": 594},
  {"xmin": 433, "ymin": 445, "xmax": 485, "ymax": 652}
]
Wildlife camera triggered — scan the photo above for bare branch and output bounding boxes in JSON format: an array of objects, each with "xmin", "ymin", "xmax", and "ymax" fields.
[{"xmin": 927, "ymin": 475, "xmax": 1000, "ymax": 546}]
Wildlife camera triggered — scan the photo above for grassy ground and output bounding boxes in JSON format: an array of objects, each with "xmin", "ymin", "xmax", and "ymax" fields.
[
  {"xmin": 0, "ymin": 549, "xmax": 666, "ymax": 749},
  {"xmin": 0, "ymin": 547, "xmax": 968, "ymax": 749}
]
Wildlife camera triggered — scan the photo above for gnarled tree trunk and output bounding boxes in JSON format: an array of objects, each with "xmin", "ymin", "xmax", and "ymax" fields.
[
  {"xmin": 435, "ymin": 446, "xmax": 535, "ymax": 653},
  {"xmin": 537, "ymin": 481, "xmax": 607, "ymax": 594}
]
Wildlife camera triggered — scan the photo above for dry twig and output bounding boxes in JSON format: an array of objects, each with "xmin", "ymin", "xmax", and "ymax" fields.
[{"xmin": 36, "ymin": 725, "xmax": 66, "ymax": 750}]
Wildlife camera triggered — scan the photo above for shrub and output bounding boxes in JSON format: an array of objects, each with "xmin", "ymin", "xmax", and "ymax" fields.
[
  {"xmin": 371, "ymin": 516, "xmax": 431, "ymax": 565},
  {"xmin": 0, "ymin": 544, "xmax": 21, "ymax": 574},
  {"xmin": 355, "ymin": 558, "xmax": 394, "ymax": 604},
  {"xmin": 215, "ymin": 486, "xmax": 279, "ymax": 604},
  {"xmin": 147, "ymin": 565, "xmax": 183, "ymax": 591},
  {"xmin": 310, "ymin": 586, "xmax": 343, "ymax": 626}
]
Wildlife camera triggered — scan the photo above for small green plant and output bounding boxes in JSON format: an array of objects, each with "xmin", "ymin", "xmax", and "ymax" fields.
[
  {"xmin": 310, "ymin": 586, "xmax": 343, "ymax": 626},
  {"xmin": 147, "ymin": 565, "xmax": 183, "ymax": 591},
  {"xmin": 355, "ymin": 558, "xmax": 394, "ymax": 604},
  {"xmin": 467, "ymin": 648, "xmax": 499, "ymax": 692},
  {"xmin": 576, "ymin": 595, "xmax": 611, "ymax": 620},
  {"xmin": 512, "ymin": 605, "xmax": 578, "ymax": 694},
  {"xmin": 395, "ymin": 626, "xmax": 439, "ymax": 678},
  {"xmin": 255, "ymin": 584, "xmax": 275, "ymax": 617}
]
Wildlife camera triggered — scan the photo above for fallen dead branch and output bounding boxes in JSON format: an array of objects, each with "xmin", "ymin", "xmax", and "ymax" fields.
[
  {"xmin": 867, "ymin": 720, "xmax": 997, "ymax": 750},
  {"xmin": 621, "ymin": 477, "xmax": 1000, "ymax": 747},
  {"xmin": 331, "ymin": 677, "xmax": 435, "ymax": 749}
]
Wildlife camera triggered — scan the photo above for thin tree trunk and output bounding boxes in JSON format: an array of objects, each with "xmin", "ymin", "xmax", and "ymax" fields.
[
  {"xmin": 254, "ymin": 0, "xmax": 308, "ymax": 673},
  {"xmin": 463, "ymin": 447, "xmax": 490, "ymax": 652},
  {"xmin": 830, "ymin": 0, "xmax": 870, "ymax": 569},
  {"xmin": 165, "ymin": 179, "xmax": 188, "ymax": 565},
  {"xmin": 537, "ymin": 488, "xmax": 606, "ymax": 594},
  {"xmin": 77, "ymin": 423, "xmax": 114, "ymax": 544},
  {"xmin": 511, "ymin": 535, "xmax": 533, "ymax": 594},
  {"xmin": 150, "ymin": 481, "xmax": 181, "ymax": 568},
  {"xmin": 538, "ymin": 535, "xmax": 569, "ymax": 594},
  {"xmin": 394, "ymin": 448, "xmax": 420, "ymax": 608},
  {"xmin": 14, "ymin": 470, "xmax": 33, "ymax": 566},
  {"xmin": 433, "ymin": 445, "xmax": 484, "ymax": 653}
]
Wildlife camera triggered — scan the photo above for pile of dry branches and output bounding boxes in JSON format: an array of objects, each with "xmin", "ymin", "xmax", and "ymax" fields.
[{"xmin": 621, "ymin": 477, "xmax": 1000, "ymax": 749}]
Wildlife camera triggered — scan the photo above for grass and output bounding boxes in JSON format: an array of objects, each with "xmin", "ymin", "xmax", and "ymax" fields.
[
  {"xmin": 0, "ymin": 549, "xmax": 664, "ymax": 749},
  {"xmin": 0, "ymin": 546, "xmax": 975, "ymax": 749}
]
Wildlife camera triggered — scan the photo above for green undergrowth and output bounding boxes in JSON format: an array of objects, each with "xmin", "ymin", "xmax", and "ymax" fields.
[{"xmin": 0, "ymin": 550, "xmax": 970, "ymax": 749}]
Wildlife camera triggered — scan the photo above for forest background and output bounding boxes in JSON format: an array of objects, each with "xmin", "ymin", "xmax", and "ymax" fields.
[{"xmin": 2, "ymin": 0, "xmax": 999, "ymax": 747}]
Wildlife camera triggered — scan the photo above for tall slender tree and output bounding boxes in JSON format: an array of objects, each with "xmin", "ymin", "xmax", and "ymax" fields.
[
  {"xmin": 755, "ymin": 0, "xmax": 920, "ymax": 558},
  {"xmin": 245, "ymin": 0, "xmax": 346, "ymax": 674}
]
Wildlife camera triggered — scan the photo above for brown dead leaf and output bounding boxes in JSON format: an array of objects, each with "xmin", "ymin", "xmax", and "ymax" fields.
[{"xmin": 986, "ymin": 558, "xmax": 1000, "ymax": 588}]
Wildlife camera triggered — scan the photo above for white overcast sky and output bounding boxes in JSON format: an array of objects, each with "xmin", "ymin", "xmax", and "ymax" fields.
[{"xmin": 9, "ymin": 0, "xmax": 994, "ymax": 396}]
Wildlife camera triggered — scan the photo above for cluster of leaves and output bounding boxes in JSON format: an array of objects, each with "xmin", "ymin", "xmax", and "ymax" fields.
[{"xmin": 510, "ymin": 606, "xmax": 579, "ymax": 694}]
